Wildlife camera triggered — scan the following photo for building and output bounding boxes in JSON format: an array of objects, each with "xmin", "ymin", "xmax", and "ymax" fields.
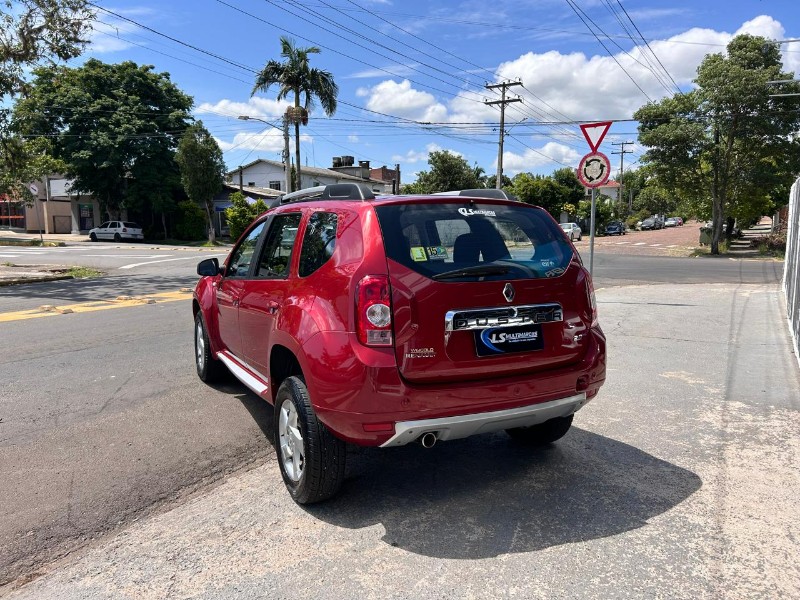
[
  {"xmin": 584, "ymin": 180, "xmax": 620, "ymax": 201},
  {"xmin": 0, "ymin": 176, "xmax": 102, "ymax": 234},
  {"xmin": 226, "ymin": 158, "xmax": 394, "ymax": 195}
]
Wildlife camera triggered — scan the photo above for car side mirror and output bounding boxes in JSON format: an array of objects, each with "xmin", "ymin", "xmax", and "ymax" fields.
[{"xmin": 197, "ymin": 257, "xmax": 221, "ymax": 277}]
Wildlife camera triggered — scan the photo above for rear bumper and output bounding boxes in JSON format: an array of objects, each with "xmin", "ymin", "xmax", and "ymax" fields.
[
  {"xmin": 308, "ymin": 326, "xmax": 605, "ymax": 446},
  {"xmin": 380, "ymin": 392, "xmax": 586, "ymax": 447}
]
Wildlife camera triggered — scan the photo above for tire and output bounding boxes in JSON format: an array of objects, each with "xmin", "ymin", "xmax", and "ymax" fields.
[
  {"xmin": 506, "ymin": 414, "xmax": 574, "ymax": 446},
  {"xmin": 114, "ymin": 233, "xmax": 121, "ymax": 242},
  {"xmin": 89, "ymin": 233, "xmax": 97, "ymax": 242},
  {"xmin": 577, "ymin": 233, "xmax": 582, "ymax": 241},
  {"xmin": 275, "ymin": 376, "xmax": 346, "ymax": 504},
  {"xmin": 194, "ymin": 312, "xmax": 226, "ymax": 382}
]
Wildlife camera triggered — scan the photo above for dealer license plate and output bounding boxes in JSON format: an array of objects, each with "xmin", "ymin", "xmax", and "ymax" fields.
[{"xmin": 474, "ymin": 324, "xmax": 544, "ymax": 357}]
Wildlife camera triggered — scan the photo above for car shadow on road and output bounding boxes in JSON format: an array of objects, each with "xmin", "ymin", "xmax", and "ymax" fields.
[
  {"xmin": 0, "ymin": 274, "xmax": 198, "ymax": 302},
  {"xmin": 303, "ymin": 429, "xmax": 701, "ymax": 559}
]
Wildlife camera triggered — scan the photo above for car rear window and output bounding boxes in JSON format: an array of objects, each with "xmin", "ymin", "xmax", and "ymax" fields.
[
  {"xmin": 375, "ymin": 201, "xmax": 575, "ymax": 281},
  {"xmin": 123, "ymin": 222, "xmax": 140, "ymax": 228}
]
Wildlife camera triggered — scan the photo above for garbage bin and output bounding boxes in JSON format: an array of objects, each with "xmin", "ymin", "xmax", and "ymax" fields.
[{"xmin": 699, "ymin": 227, "xmax": 712, "ymax": 246}]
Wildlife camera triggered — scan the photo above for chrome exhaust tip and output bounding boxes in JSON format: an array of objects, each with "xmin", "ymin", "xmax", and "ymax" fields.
[{"xmin": 419, "ymin": 432, "xmax": 438, "ymax": 449}]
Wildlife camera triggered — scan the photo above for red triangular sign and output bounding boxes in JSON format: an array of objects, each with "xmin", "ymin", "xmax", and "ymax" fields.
[{"xmin": 580, "ymin": 122, "xmax": 612, "ymax": 152}]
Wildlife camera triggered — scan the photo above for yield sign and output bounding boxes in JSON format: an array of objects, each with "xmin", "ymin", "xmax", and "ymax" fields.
[{"xmin": 580, "ymin": 121, "xmax": 612, "ymax": 152}]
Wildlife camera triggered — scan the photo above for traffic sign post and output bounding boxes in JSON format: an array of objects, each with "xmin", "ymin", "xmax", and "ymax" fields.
[{"xmin": 576, "ymin": 151, "xmax": 611, "ymax": 276}]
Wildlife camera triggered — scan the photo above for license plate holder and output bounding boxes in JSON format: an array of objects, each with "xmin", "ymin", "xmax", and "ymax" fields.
[{"xmin": 474, "ymin": 324, "xmax": 544, "ymax": 357}]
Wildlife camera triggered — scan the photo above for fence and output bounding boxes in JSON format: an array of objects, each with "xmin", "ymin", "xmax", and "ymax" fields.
[{"xmin": 784, "ymin": 178, "xmax": 800, "ymax": 367}]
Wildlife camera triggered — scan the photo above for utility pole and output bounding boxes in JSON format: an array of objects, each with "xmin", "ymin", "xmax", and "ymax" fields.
[
  {"xmin": 485, "ymin": 80, "xmax": 522, "ymax": 189},
  {"xmin": 611, "ymin": 141, "xmax": 634, "ymax": 211},
  {"xmin": 282, "ymin": 114, "xmax": 291, "ymax": 193}
]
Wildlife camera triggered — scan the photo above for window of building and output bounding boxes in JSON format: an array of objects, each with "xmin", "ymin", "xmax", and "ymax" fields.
[{"xmin": 269, "ymin": 181, "xmax": 281, "ymax": 191}]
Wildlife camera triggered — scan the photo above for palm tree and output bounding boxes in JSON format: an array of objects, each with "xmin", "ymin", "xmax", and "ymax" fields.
[{"xmin": 252, "ymin": 36, "xmax": 338, "ymax": 191}]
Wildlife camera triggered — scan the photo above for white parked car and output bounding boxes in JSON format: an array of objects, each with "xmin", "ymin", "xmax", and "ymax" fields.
[
  {"xmin": 560, "ymin": 222, "xmax": 582, "ymax": 241},
  {"xmin": 89, "ymin": 221, "xmax": 144, "ymax": 242}
]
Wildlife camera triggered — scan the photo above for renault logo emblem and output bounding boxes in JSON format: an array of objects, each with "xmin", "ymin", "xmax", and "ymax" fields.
[{"xmin": 502, "ymin": 283, "xmax": 515, "ymax": 303}]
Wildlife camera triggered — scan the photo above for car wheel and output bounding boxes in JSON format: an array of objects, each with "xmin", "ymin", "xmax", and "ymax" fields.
[
  {"xmin": 506, "ymin": 414, "xmax": 574, "ymax": 446},
  {"xmin": 89, "ymin": 233, "xmax": 97, "ymax": 242},
  {"xmin": 275, "ymin": 376, "xmax": 346, "ymax": 504},
  {"xmin": 194, "ymin": 312, "xmax": 226, "ymax": 383},
  {"xmin": 577, "ymin": 233, "xmax": 582, "ymax": 241},
  {"xmin": 113, "ymin": 233, "xmax": 121, "ymax": 242}
]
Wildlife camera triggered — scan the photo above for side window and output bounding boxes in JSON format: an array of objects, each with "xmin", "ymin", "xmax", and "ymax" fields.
[
  {"xmin": 226, "ymin": 221, "xmax": 266, "ymax": 277},
  {"xmin": 99, "ymin": 222, "xmax": 109, "ymax": 229},
  {"xmin": 255, "ymin": 213, "xmax": 302, "ymax": 278},
  {"xmin": 299, "ymin": 212, "xmax": 339, "ymax": 277}
]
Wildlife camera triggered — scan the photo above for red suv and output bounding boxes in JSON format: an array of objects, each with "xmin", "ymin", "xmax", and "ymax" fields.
[{"xmin": 193, "ymin": 184, "xmax": 605, "ymax": 503}]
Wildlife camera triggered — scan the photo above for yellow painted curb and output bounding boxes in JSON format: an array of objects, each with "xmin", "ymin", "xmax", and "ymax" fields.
[{"xmin": 0, "ymin": 290, "xmax": 192, "ymax": 323}]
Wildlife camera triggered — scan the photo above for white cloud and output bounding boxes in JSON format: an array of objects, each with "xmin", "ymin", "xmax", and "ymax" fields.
[
  {"xmin": 358, "ymin": 16, "xmax": 797, "ymax": 134},
  {"xmin": 215, "ymin": 129, "xmax": 285, "ymax": 153},
  {"xmin": 392, "ymin": 143, "xmax": 443, "ymax": 164},
  {"xmin": 500, "ymin": 142, "xmax": 581, "ymax": 176},
  {"xmin": 197, "ymin": 98, "xmax": 290, "ymax": 120},
  {"xmin": 347, "ymin": 64, "xmax": 419, "ymax": 79},
  {"xmin": 360, "ymin": 80, "xmax": 449, "ymax": 122}
]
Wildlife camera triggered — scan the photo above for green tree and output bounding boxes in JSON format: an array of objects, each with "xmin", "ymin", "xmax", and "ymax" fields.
[
  {"xmin": 552, "ymin": 167, "xmax": 585, "ymax": 205},
  {"xmin": 634, "ymin": 186, "xmax": 676, "ymax": 216},
  {"xmin": 510, "ymin": 172, "xmax": 574, "ymax": 218},
  {"xmin": 175, "ymin": 121, "xmax": 226, "ymax": 243},
  {"xmin": 577, "ymin": 199, "xmax": 613, "ymax": 233},
  {"xmin": 635, "ymin": 34, "xmax": 800, "ymax": 253},
  {"xmin": 13, "ymin": 59, "xmax": 193, "ymax": 221},
  {"xmin": 1, "ymin": 0, "xmax": 94, "ymax": 200},
  {"xmin": 252, "ymin": 36, "xmax": 338, "ymax": 191},
  {"xmin": 411, "ymin": 150, "xmax": 480, "ymax": 192},
  {"xmin": 224, "ymin": 191, "xmax": 268, "ymax": 241}
]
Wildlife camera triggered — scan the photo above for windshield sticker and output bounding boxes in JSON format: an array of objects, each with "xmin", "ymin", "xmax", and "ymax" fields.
[
  {"xmin": 426, "ymin": 246, "xmax": 448, "ymax": 260},
  {"xmin": 458, "ymin": 207, "xmax": 496, "ymax": 217},
  {"xmin": 410, "ymin": 246, "xmax": 428, "ymax": 262},
  {"xmin": 545, "ymin": 267, "xmax": 565, "ymax": 278}
]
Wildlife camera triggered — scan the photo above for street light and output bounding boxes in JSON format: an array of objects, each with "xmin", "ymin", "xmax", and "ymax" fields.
[{"xmin": 237, "ymin": 115, "xmax": 291, "ymax": 193}]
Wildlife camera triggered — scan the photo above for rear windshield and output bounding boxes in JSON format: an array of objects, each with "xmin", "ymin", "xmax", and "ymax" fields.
[
  {"xmin": 375, "ymin": 201, "xmax": 575, "ymax": 281},
  {"xmin": 123, "ymin": 222, "xmax": 140, "ymax": 228}
]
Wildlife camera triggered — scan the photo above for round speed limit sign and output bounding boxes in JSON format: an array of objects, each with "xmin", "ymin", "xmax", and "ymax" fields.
[{"xmin": 577, "ymin": 152, "xmax": 611, "ymax": 188}]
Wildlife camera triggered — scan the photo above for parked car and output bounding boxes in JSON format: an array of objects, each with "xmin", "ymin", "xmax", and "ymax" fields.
[
  {"xmin": 664, "ymin": 217, "xmax": 679, "ymax": 227},
  {"xmin": 640, "ymin": 218, "xmax": 657, "ymax": 230},
  {"xmin": 605, "ymin": 221, "xmax": 626, "ymax": 236},
  {"xmin": 675, "ymin": 217, "xmax": 684, "ymax": 226},
  {"xmin": 193, "ymin": 184, "xmax": 606, "ymax": 503},
  {"xmin": 89, "ymin": 221, "xmax": 144, "ymax": 242},
  {"xmin": 560, "ymin": 222, "xmax": 582, "ymax": 241}
]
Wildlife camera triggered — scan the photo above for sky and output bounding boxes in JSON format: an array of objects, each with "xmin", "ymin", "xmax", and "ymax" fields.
[{"xmin": 80, "ymin": 0, "xmax": 800, "ymax": 184}]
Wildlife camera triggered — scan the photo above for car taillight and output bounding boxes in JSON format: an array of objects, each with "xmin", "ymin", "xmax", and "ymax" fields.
[
  {"xmin": 122, "ymin": 228, "xmax": 127, "ymax": 232},
  {"xmin": 356, "ymin": 275, "xmax": 393, "ymax": 346},
  {"xmin": 584, "ymin": 269, "xmax": 599, "ymax": 328}
]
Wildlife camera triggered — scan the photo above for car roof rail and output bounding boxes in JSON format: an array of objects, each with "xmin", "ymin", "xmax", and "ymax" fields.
[
  {"xmin": 432, "ymin": 189, "xmax": 517, "ymax": 201},
  {"xmin": 278, "ymin": 183, "xmax": 376, "ymax": 205}
]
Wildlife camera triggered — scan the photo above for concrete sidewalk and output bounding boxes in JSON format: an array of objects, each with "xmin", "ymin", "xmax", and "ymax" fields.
[{"xmin": 3, "ymin": 282, "xmax": 799, "ymax": 599}]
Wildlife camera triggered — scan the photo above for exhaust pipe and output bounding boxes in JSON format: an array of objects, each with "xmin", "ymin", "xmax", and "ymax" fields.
[{"xmin": 419, "ymin": 432, "xmax": 438, "ymax": 449}]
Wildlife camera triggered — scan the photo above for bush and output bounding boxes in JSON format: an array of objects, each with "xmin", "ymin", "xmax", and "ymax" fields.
[
  {"xmin": 750, "ymin": 233, "xmax": 786, "ymax": 252},
  {"xmin": 225, "ymin": 192, "xmax": 268, "ymax": 241},
  {"xmin": 174, "ymin": 200, "xmax": 207, "ymax": 241}
]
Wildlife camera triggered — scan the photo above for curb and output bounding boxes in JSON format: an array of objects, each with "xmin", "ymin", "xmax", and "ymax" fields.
[{"xmin": 0, "ymin": 275, "xmax": 75, "ymax": 287}]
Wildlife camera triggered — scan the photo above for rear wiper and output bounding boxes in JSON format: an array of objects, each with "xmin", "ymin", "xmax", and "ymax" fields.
[{"xmin": 432, "ymin": 264, "xmax": 511, "ymax": 281}]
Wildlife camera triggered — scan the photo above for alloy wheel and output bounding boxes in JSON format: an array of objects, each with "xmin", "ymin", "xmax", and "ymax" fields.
[
  {"xmin": 195, "ymin": 321, "xmax": 205, "ymax": 370},
  {"xmin": 279, "ymin": 399, "xmax": 305, "ymax": 482}
]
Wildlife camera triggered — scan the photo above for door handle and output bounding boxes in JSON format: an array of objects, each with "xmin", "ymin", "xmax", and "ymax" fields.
[{"xmin": 267, "ymin": 301, "xmax": 280, "ymax": 314}]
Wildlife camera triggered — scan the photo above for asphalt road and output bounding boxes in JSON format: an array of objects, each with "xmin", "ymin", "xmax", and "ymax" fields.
[
  {"xmin": 5, "ymin": 281, "xmax": 799, "ymax": 599},
  {"xmin": 0, "ymin": 242, "xmax": 790, "ymax": 592}
]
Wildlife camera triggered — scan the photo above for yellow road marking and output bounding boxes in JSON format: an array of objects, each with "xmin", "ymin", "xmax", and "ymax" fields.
[{"xmin": 0, "ymin": 290, "xmax": 193, "ymax": 323}]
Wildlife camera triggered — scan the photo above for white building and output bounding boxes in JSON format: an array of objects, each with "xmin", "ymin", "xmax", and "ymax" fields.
[{"xmin": 227, "ymin": 158, "xmax": 393, "ymax": 194}]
